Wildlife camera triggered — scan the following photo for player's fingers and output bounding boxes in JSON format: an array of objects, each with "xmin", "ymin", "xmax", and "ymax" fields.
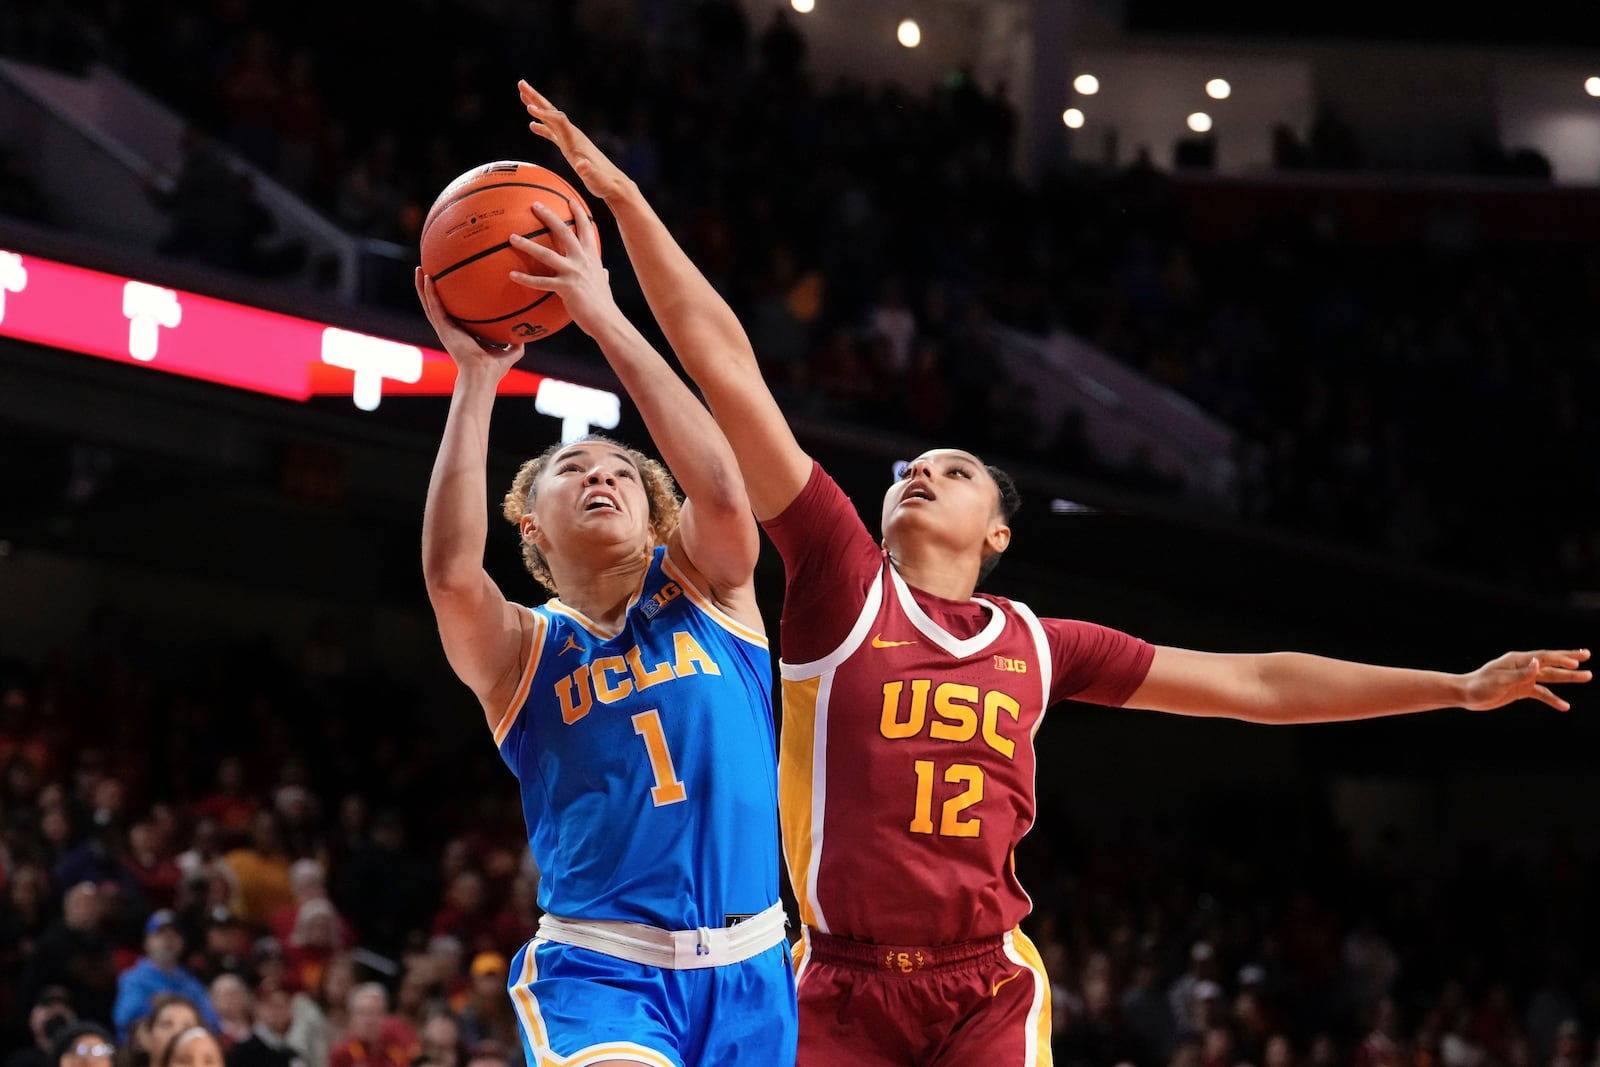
[
  {"xmin": 1532, "ymin": 684, "xmax": 1570, "ymax": 711},
  {"xmin": 518, "ymin": 80, "xmax": 557, "ymax": 113},
  {"xmin": 568, "ymin": 198, "xmax": 597, "ymax": 253},
  {"xmin": 508, "ymin": 232, "xmax": 565, "ymax": 270},
  {"xmin": 528, "ymin": 202, "xmax": 582, "ymax": 255},
  {"xmin": 1532, "ymin": 649, "xmax": 1590, "ymax": 669},
  {"xmin": 507, "ymin": 268, "xmax": 560, "ymax": 293},
  {"xmin": 527, "ymin": 119, "xmax": 558, "ymax": 143},
  {"xmin": 1537, "ymin": 667, "xmax": 1592, "ymax": 684}
]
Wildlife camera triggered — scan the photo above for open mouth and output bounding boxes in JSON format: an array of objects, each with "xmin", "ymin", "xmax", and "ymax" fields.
[
  {"xmin": 904, "ymin": 486, "xmax": 935, "ymax": 502},
  {"xmin": 583, "ymin": 493, "xmax": 620, "ymax": 512}
]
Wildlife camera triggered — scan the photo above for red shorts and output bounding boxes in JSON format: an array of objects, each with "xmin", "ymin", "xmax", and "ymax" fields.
[{"xmin": 794, "ymin": 926, "xmax": 1053, "ymax": 1067}]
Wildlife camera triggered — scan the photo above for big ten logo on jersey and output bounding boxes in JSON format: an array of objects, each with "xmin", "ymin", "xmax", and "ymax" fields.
[
  {"xmin": 640, "ymin": 580, "xmax": 682, "ymax": 620},
  {"xmin": 878, "ymin": 680, "xmax": 1021, "ymax": 759},
  {"xmin": 555, "ymin": 630, "xmax": 721, "ymax": 725}
]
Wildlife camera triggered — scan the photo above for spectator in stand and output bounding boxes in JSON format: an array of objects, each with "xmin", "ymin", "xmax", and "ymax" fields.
[
  {"xmin": 223, "ymin": 982, "xmax": 302, "ymax": 1067},
  {"xmin": 128, "ymin": 994, "xmax": 203, "ymax": 1067},
  {"xmin": 5, "ymin": 987, "xmax": 77, "ymax": 1067},
  {"xmin": 335, "ymin": 812, "xmax": 432, "ymax": 961},
  {"xmin": 158, "ymin": 1027, "xmax": 224, "ymax": 1067},
  {"xmin": 206, "ymin": 976, "xmax": 251, "ymax": 1051},
  {"xmin": 326, "ymin": 987, "xmax": 408, "ymax": 1067},
  {"xmin": 413, "ymin": 1014, "xmax": 459, "ymax": 1067},
  {"xmin": 194, "ymin": 761, "xmax": 258, "ymax": 837},
  {"xmin": 48, "ymin": 1023, "xmax": 114, "ymax": 1067},
  {"xmin": 19, "ymin": 883, "xmax": 117, "ymax": 1030},
  {"xmin": 484, "ymin": 874, "xmax": 536, "ymax": 955},
  {"xmin": 122, "ymin": 820, "xmax": 183, "ymax": 911},
  {"xmin": 175, "ymin": 822, "xmax": 239, "ymax": 910},
  {"xmin": 269, "ymin": 863, "xmax": 352, "ymax": 952},
  {"xmin": 113, "ymin": 912, "xmax": 217, "ymax": 1042},
  {"xmin": 0, "ymin": 865, "xmax": 53, "ymax": 1000},
  {"xmin": 283, "ymin": 901, "xmax": 342, "ymax": 997},
  {"xmin": 222, "ymin": 814, "xmax": 291, "ymax": 930},
  {"xmin": 453, "ymin": 956, "xmax": 517, "ymax": 1067},
  {"xmin": 426, "ymin": 874, "xmax": 488, "ymax": 956}
]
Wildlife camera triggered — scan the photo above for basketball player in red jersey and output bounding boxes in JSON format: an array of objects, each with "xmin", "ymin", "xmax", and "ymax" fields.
[{"xmin": 517, "ymin": 82, "xmax": 1592, "ymax": 1067}]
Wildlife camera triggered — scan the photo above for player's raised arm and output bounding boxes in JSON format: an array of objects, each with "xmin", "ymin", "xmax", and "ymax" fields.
[
  {"xmin": 416, "ymin": 269, "xmax": 533, "ymax": 720},
  {"xmin": 1125, "ymin": 645, "xmax": 1591, "ymax": 723},
  {"xmin": 507, "ymin": 200, "xmax": 762, "ymax": 621},
  {"xmin": 518, "ymin": 81, "xmax": 812, "ymax": 522}
]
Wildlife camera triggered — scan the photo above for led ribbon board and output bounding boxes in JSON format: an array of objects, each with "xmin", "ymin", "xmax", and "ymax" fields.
[{"xmin": 0, "ymin": 249, "xmax": 620, "ymax": 440}]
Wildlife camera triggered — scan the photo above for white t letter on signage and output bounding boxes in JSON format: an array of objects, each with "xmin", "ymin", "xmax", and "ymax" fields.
[
  {"xmin": 0, "ymin": 252, "xmax": 26, "ymax": 326},
  {"xmin": 320, "ymin": 328, "xmax": 423, "ymax": 411},
  {"xmin": 535, "ymin": 378, "xmax": 621, "ymax": 442},
  {"xmin": 123, "ymin": 282, "xmax": 182, "ymax": 362}
]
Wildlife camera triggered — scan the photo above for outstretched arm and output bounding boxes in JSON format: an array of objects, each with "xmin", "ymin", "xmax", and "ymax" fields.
[
  {"xmin": 417, "ymin": 269, "xmax": 531, "ymax": 721},
  {"xmin": 1127, "ymin": 646, "xmax": 1591, "ymax": 723},
  {"xmin": 519, "ymin": 81, "xmax": 812, "ymax": 521},
  {"xmin": 508, "ymin": 200, "xmax": 762, "ymax": 624}
]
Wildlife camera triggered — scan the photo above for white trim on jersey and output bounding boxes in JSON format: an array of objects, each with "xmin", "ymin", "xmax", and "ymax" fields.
[
  {"xmin": 778, "ymin": 565, "xmax": 885, "ymax": 681},
  {"xmin": 805, "ymin": 670, "xmax": 835, "ymax": 934},
  {"xmin": 1002, "ymin": 930, "xmax": 1045, "ymax": 1067},
  {"xmin": 510, "ymin": 939, "xmax": 553, "ymax": 1056},
  {"xmin": 1008, "ymin": 601, "xmax": 1055, "ymax": 725},
  {"xmin": 888, "ymin": 565, "xmax": 1005, "ymax": 658}
]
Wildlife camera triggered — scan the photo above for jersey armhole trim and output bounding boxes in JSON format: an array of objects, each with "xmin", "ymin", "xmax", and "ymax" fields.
[
  {"xmin": 1010, "ymin": 601, "xmax": 1053, "ymax": 732},
  {"xmin": 660, "ymin": 549, "xmax": 769, "ymax": 649},
  {"xmin": 778, "ymin": 564, "xmax": 885, "ymax": 681},
  {"xmin": 492, "ymin": 608, "xmax": 546, "ymax": 746}
]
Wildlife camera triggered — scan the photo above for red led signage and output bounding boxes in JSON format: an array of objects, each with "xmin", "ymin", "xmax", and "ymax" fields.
[{"xmin": 0, "ymin": 249, "xmax": 619, "ymax": 438}]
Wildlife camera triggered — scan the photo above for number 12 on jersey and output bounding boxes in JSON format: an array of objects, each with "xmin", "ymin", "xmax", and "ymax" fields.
[
  {"xmin": 909, "ymin": 760, "xmax": 983, "ymax": 837},
  {"xmin": 632, "ymin": 709, "xmax": 687, "ymax": 806}
]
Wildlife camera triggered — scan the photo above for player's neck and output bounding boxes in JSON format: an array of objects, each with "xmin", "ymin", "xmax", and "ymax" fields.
[
  {"xmin": 886, "ymin": 545, "xmax": 979, "ymax": 603},
  {"xmin": 549, "ymin": 553, "xmax": 650, "ymax": 630}
]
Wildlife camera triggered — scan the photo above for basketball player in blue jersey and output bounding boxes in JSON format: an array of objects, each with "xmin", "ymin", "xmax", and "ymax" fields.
[{"xmin": 415, "ymin": 185, "xmax": 796, "ymax": 1064}]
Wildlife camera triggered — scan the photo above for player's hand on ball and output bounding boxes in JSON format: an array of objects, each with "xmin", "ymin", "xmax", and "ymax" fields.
[
  {"xmin": 1461, "ymin": 648, "xmax": 1591, "ymax": 711},
  {"xmin": 518, "ymin": 81, "xmax": 632, "ymax": 201},
  {"xmin": 414, "ymin": 268, "xmax": 525, "ymax": 371},
  {"xmin": 508, "ymin": 200, "xmax": 617, "ymax": 335}
]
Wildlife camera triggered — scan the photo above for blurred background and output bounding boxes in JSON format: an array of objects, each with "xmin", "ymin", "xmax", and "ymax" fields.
[{"xmin": 0, "ymin": 2, "xmax": 1598, "ymax": 1067}]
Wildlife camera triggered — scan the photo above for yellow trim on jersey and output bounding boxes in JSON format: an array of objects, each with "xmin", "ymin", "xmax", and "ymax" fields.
[
  {"xmin": 510, "ymin": 941, "xmax": 549, "ymax": 1050},
  {"xmin": 779, "ymin": 675, "xmax": 821, "ymax": 930},
  {"xmin": 659, "ymin": 551, "xmax": 768, "ymax": 649},
  {"xmin": 493, "ymin": 609, "xmax": 548, "ymax": 747},
  {"xmin": 1006, "ymin": 928, "xmax": 1053, "ymax": 1067},
  {"xmin": 544, "ymin": 600, "xmax": 615, "ymax": 640}
]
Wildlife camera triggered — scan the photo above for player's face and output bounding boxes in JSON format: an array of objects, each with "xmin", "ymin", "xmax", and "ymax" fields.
[
  {"xmin": 881, "ymin": 449, "xmax": 1004, "ymax": 554},
  {"xmin": 528, "ymin": 443, "xmax": 654, "ymax": 558}
]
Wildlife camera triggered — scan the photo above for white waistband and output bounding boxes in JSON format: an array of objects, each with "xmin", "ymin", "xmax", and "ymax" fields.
[{"xmin": 535, "ymin": 901, "xmax": 787, "ymax": 970}]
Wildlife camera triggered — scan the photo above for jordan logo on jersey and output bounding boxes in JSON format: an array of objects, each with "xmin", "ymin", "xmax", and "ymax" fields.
[
  {"xmin": 556, "ymin": 630, "xmax": 722, "ymax": 724},
  {"xmin": 558, "ymin": 633, "xmax": 581, "ymax": 656}
]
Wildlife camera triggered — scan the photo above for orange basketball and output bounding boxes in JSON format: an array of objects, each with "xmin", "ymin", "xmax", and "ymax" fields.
[{"xmin": 420, "ymin": 161, "xmax": 595, "ymax": 345}]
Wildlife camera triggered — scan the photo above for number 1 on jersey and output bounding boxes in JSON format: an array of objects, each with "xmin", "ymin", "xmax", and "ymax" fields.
[{"xmin": 632, "ymin": 710, "xmax": 687, "ymax": 806}]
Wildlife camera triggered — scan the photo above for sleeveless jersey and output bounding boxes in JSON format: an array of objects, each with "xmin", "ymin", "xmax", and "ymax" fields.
[
  {"xmin": 491, "ymin": 545, "xmax": 781, "ymax": 931},
  {"xmin": 765, "ymin": 463, "xmax": 1152, "ymax": 947}
]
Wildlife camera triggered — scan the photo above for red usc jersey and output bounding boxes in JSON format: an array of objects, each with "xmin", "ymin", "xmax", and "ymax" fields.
[{"xmin": 763, "ymin": 463, "xmax": 1153, "ymax": 946}]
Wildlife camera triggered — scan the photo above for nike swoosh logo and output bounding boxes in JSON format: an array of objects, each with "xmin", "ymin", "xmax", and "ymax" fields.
[
  {"xmin": 871, "ymin": 634, "xmax": 915, "ymax": 649},
  {"xmin": 992, "ymin": 969, "xmax": 1025, "ymax": 997}
]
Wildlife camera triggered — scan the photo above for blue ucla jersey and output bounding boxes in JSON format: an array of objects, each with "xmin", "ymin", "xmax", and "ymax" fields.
[{"xmin": 491, "ymin": 546, "xmax": 780, "ymax": 931}]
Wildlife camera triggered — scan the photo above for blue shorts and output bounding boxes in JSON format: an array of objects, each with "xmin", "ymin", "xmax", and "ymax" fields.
[{"xmin": 507, "ymin": 937, "xmax": 797, "ymax": 1067}]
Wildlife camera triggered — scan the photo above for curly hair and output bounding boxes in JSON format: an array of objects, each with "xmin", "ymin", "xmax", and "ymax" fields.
[{"xmin": 501, "ymin": 435, "xmax": 682, "ymax": 595}]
